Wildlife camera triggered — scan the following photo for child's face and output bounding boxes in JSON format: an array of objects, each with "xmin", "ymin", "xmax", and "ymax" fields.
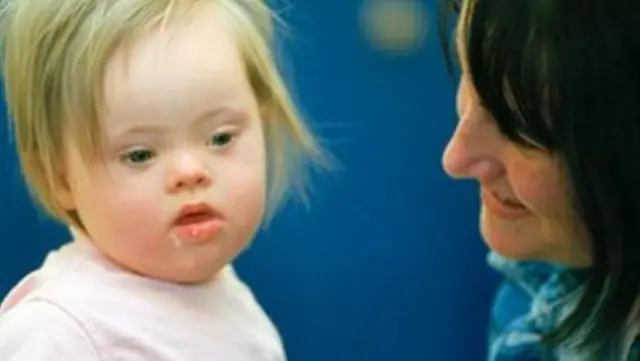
[{"xmin": 59, "ymin": 5, "xmax": 267, "ymax": 283}]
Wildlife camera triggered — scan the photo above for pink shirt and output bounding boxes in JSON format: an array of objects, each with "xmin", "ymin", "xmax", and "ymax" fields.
[{"xmin": 0, "ymin": 241, "xmax": 286, "ymax": 361}]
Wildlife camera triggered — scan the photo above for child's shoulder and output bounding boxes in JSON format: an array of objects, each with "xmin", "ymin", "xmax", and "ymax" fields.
[
  {"xmin": 0, "ymin": 295, "xmax": 101, "ymax": 360},
  {"xmin": 0, "ymin": 243, "xmax": 285, "ymax": 361},
  {"xmin": 1, "ymin": 243, "xmax": 135, "ymax": 319},
  {"xmin": 0, "ymin": 242, "xmax": 126, "ymax": 360}
]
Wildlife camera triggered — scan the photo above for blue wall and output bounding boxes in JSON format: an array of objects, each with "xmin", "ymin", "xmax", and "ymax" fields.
[{"xmin": 0, "ymin": 1, "xmax": 499, "ymax": 360}]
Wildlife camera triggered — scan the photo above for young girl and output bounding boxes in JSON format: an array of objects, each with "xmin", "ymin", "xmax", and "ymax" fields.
[
  {"xmin": 0, "ymin": 0, "xmax": 325, "ymax": 359},
  {"xmin": 440, "ymin": 0, "xmax": 640, "ymax": 360}
]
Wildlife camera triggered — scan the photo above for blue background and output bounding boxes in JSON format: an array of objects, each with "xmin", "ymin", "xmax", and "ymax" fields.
[{"xmin": 0, "ymin": 1, "xmax": 499, "ymax": 360}]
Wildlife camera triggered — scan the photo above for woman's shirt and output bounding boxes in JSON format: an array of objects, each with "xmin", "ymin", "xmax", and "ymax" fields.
[{"xmin": 488, "ymin": 252, "xmax": 639, "ymax": 361}]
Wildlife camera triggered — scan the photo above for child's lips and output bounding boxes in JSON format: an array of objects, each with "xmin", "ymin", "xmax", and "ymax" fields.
[
  {"xmin": 175, "ymin": 212, "xmax": 215, "ymax": 225},
  {"xmin": 172, "ymin": 203, "xmax": 223, "ymax": 244},
  {"xmin": 174, "ymin": 217, "xmax": 222, "ymax": 244}
]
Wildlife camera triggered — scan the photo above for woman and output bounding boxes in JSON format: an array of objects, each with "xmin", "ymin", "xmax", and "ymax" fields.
[{"xmin": 439, "ymin": 0, "xmax": 640, "ymax": 360}]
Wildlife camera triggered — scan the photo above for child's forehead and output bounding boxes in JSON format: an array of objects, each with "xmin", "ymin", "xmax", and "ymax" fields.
[
  {"xmin": 103, "ymin": 8, "xmax": 245, "ymax": 104},
  {"xmin": 109, "ymin": 3, "xmax": 236, "ymax": 65},
  {"xmin": 97, "ymin": 4, "xmax": 255, "ymax": 139}
]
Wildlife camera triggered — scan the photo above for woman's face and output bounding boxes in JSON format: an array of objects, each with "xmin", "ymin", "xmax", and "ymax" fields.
[{"xmin": 441, "ymin": 17, "xmax": 591, "ymax": 266}]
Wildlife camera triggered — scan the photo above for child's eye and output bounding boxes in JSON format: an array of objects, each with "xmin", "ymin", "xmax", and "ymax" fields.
[
  {"xmin": 208, "ymin": 131, "xmax": 235, "ymax": 148},
  {"xmin": 122, "ymin": 148, "xmax": 156, "ymax": 164}
]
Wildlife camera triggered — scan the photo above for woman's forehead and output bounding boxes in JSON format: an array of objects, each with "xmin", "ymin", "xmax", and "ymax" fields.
[
  {"xmin": 454, "ymin": 21, "xmax": 466, "ymax": 70},
  {"xmin": 453, "ymin": 0, "xmax": 473, "ymax": 71},
  {"xmin": 453, "ymin": 0, "xmax": 463, "ymax": 12}
]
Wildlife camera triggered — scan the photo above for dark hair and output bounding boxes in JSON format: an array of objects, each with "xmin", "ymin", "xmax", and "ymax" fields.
[{"xmin": 439, "ymin": 0, "xmax": 640, "ymax": 356}]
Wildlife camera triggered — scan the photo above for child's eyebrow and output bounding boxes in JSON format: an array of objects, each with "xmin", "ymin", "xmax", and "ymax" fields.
[
  {"xmin": 111, "ymin": 125, "xmax": 165, "ymax": 138},
  {"xmin": 108, "ymin": 106, "xmax": 250, "ymax": 139}
]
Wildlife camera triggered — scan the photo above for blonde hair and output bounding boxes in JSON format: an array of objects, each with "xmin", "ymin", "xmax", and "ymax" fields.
[{"xmin": 0, "ymin": 0, "xmax": 327, "ymax": 228}]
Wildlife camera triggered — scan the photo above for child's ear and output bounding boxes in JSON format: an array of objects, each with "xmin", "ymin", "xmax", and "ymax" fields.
[
  {"xmin": 51, "ymin": 162, "xmax": 76, "ymax": 211},
  {"xmin": 22, "ymin": 150, "xmax": 74, "ymax": 211},
  {"xmin": 259, "ymin": 102, "xmax": 273, "ymax": 121}
]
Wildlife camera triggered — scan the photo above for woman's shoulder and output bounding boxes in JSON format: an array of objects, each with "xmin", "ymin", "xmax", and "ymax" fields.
[{"xmin": 627, "ymin": 339, "xmax": 640, "ymax": 361}]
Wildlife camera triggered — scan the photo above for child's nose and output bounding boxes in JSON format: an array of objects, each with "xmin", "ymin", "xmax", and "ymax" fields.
[{"xmin": 165, "ymin": 153, "xmax": 212, "ymax": 193}]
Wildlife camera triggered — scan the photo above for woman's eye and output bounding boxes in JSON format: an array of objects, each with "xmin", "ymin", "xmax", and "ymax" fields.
[
  {"xmin": 123, "ymin": 148, "xmax": 155, "ymax": 164},
  {"xmin": 208, "ymin": 132, "xmax": 235, "ymax": 148}
]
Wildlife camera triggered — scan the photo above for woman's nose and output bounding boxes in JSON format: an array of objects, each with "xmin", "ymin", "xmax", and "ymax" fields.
[{"xmin": 442, "ymin": 78, "xmax": 504, "ymax": 183}]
